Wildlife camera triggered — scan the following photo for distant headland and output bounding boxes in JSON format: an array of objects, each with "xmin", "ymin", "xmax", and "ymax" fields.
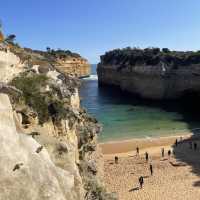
[{"xmin": 97, "ymin": 47, "xmax": 200, "ymax": 100}]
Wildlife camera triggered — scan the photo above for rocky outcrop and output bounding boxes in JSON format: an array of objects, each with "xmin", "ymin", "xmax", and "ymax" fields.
[
  {"xmin": 98, "ymin": 57, "xmax": 200, "ymax": 100},
  {"xmin": 0, "ymin": 49, "xmax": 25, "ymax": 82},
  {"xmin": 0, "ymin": 41, "xmax": 116, "ymax": 199},
  {"xmin": 11, "ymin": 47, "xmax": 91, "ymax": 78},
  {"xmin": 0, "ymin": 31, "xmax": 4, "ymax": 42},
  {"xmin": 0, "ymin": 94, "xmax": 79, "ymax": 200},
  {"xmin": 55, "ymin": 57, "xmax": 91, "ymax": 78}
]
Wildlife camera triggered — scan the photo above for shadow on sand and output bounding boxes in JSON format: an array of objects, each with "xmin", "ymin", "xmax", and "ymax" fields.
[
  {"xmin": 172, "ymin": 134, "xmax": 200, "ymax": 187},
  {"xmin": 99, "ymin": 85, "xmax": 200, "ymax": 187},
  {"xmin": 129, "ymin": 187, "xmax": 140, "ymax": 192}
]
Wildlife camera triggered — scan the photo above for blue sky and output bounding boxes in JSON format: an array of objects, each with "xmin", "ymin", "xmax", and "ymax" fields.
[{"xmin": 1, "ymin": 0, "xmax": 200, "ymax": 63}]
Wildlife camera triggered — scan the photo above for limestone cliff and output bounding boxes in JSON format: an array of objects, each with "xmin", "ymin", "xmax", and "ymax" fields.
[
  {"xmin": 97, "ymin": 48, "xmax": 200, "ymax": 100},
  {"xmin": 0, "ymin": 94, "xmax": 77, "ymax": 200},
  {"xmin": 0, "ymin": 31, "xmax": 4, "ymax": 42},
  {"xmin": 14, "ymin": 47, "xmax": 91, "ymax": 78},
  {"xmin": 0, "ymin": 42, "xmax": 116, "ymax": 199},
  {"xmin": 54, "ymin": 56, "xmax": 91, "ymax": 78}
]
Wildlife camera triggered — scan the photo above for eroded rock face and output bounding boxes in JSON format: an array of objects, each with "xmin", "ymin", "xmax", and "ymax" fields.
[
  {"xmin": 55, "ymin": 57, "xmax": 91, "ymax": 78},
  {"xmin": 0, "ymin": 44, "xmax": 116, "ymax": 200},
  {"xmin": 0, "ymin": 94, "xmax": 79, "ymax": 200},
  {"xmin": 0, "ymin": 50, "xmax": 25, "ymax": 83},
  {"xmin": 97, "ymin": 63, "xmax": 200, "ymax": 100}
]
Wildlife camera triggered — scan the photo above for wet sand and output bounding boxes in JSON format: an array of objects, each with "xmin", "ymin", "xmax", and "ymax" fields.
[
  {"xmin": 100, "ymin": 134, "xmax": 191, "ymax": 154},
  {"xmin": 101, "ymin": 134, "xmax": 200, "ymax": 200}
]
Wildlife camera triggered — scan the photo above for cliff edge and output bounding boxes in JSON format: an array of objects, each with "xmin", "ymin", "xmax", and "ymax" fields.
[
  {"xmin": 22, "ymin": 47, "xmax": 91, "ymax": 78},
  {"xmin": 0, "ymin": 38, "xmax": 116, "ymax": 199},
  {"xmin": 97, "ymin": 47, "xmax": 200, "ymax": 100}
]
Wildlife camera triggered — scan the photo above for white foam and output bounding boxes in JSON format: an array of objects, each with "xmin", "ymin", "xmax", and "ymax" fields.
[{"xmin": 82, "ymin": 74, "xmax": 98, "ymax": 80}]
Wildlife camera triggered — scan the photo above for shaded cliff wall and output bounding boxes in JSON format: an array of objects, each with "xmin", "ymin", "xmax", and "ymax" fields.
[{"xmin": 97, "ymin": 64, "xmax": 200, "ymax": 100}]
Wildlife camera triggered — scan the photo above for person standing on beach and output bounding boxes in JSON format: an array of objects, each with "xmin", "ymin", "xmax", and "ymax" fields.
[
  {"xmin": 175, "ymin": 139, "xmax": 178, "ymax": 147},
  {"xmin": 168, "ymin": 150, "xmax": 171, "ymax": 157},
  {"xmin": 145, "ymin": 152, "xmax": 149, "ymax": 162},
  {"xmin": 139, "ymin": 176, "xmax": 144, "ymax": 189},
  {"xmin": 114, "ymin": 156, "xmax": 118, "ymax": 164},
  {"xmin": 194, "ymin": 142, "xmax": 197, "ymax": 151},
  {"xmin": 150, "ymin": 164, "xmax": 153, "ymax": 175},
  {"xmin": 161, "ymin": 148, "xmax": 164, "ymax": 157},
  {"xmin": 136, "ymin": 147, "xmax": 139, "ymax": 156}
]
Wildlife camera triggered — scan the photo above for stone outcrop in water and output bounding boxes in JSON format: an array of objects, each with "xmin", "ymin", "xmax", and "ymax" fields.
[
  {"xmin": 0, "ymin": 39, "xmax": 116, "ymax": 199},
  {"xmin": 97, "ymin": 47, "xmax": 200, "ymax": 100}
]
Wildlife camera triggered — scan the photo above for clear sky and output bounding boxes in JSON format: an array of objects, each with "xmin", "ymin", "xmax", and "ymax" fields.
[{"xmin": 1, "ymin": 0, "xmax": 200, "ymax": 63}]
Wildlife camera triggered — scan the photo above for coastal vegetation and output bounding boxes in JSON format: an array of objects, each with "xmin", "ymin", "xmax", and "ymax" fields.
[
  {"xmin": 8, "ymin": 70, "xmax": 114, "ymax": 199},
  {"xmin": 10, "ymin": 72, "xmax": 70, "ymax": 124},
  {"xmin": 100, "ymin": 47, "xmax": 200, "ymax": 69},
  {"xmin": 45, "ymin": 47, "xmax": 81, "ymax": 58}
]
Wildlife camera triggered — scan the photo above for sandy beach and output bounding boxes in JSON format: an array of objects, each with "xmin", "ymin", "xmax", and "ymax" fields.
[{"xmin": 101, "ymin": 134, "xmax": 200, "ymax": 200}]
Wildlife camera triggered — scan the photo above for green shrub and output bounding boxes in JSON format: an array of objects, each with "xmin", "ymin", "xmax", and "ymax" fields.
[
  {"xmin": 101, "ymin": 47, "xmax": 200, "ymax": 69},
  {"xmin": 10, "ymin": 73, "xmax": 67, "ymax": 124}
]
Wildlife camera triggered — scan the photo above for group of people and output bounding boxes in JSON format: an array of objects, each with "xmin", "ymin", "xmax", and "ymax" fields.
[
  {"xmin": 136, "ymin": 147, "xmax": 161, "ymax": 189},
  {"xmin": 189, "ymin": 141, "xmax": 198, "ymax": 150},
  {"xmin": 137, "ymin": 137, "xmax": 199, "ymax": 189},
  {"xmin": 113, "ymin": 137, "xmax": 200, "ymax": 190},
  {"xmin": 113, "ymin": 138, "xmax": 183, "ymax": 190},
  {"xmin": 175, "ymin": 137, "xmax": 199, "ymax": 151}
]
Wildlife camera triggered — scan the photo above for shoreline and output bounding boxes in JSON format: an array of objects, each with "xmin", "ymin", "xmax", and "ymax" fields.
[
  {"xmin": 103, "ymin": 133, "xmax": 200, "ymax": 200},
  {"xmin": 99, "ymin": 133, "xmax": 193, "ymax": 155}
]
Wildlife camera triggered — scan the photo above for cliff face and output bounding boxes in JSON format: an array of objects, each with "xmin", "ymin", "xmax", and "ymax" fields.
[
  {"xmin": 14, "ymin": 47, "xmax": 91, "ymax": 78},
  {"xmin": 0, "ymin": 44, "xmax": 115, "ymax": 199},
  {"xmin": 0, "ymin": 94, "xmax": 78, "ymax": 200},
  {"xmin": 0, "ymin": 31, "xmax": 4, "ymax": 42},
  {"xmin": 55, "ymin": 57, "xmax": 91, "ymax": 78},
  {"xmin": 0, "ymin": 49, "xmax": 25, "ymax": 82},
  {"xmin": 98, "ymin": 50, "xmax": 200, "ymax": 100}
]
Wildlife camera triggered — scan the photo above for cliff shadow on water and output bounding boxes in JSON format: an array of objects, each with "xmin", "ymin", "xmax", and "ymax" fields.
[
  {"xmin": 99, "ymin": 84, "xmax": 200, "ymax": 187},
  {"xmin": 97, "ymin": 84, "xmax": 200, "ymax": 131}
]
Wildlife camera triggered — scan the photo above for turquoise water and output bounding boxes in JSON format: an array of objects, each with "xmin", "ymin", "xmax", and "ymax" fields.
[{"xmin": 80, "ymin": 65, "xmax": 200, "ymax": 142}]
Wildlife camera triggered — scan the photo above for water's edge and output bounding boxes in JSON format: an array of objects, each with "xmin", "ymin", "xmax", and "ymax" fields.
[{"xmin": 80, "ymin": 65, "xmax": 200, "ymax": 142}]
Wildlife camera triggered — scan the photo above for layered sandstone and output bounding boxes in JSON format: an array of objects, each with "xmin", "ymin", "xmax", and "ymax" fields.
[
  {"xmin": 14, "ymin": 47, "xmax": 91, "ymax": 78},
  {"xmin": 55, "ymin": 57, "xmax": 91, "ymax": 78},
  {"xmin": 0, "ymin": 31, "xmax": 4, "ymax": 42}
]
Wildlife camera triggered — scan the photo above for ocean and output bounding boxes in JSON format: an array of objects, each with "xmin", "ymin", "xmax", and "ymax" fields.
[{"xmin": 80, "ymin": 64, "xmax": 200, "ymax": 142}]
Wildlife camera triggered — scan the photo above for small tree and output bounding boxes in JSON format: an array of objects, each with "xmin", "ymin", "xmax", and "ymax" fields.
[
  {"xmin": 5, "ymin": 34, "xmax": 16, "ymax": 44},
  {"xmin": 46, "ymin": 46, "xmax": 51, "ymax": 52},
  {"xmin": 162, "ymin": 48, "xmax": 170, "ymax": 53}
]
